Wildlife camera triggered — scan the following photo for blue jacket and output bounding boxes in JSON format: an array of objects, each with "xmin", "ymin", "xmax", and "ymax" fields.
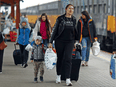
[
  {"xmin": 17, "ymin": 28, "xmax": 30, "ymax": 45},
  {"xmin": 16, "ymin": 18, "xmax": 32, "ymax": 45}
]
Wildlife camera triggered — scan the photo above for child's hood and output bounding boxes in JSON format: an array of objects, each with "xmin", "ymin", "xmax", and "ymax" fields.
[{"xmin": 20, "ymin": 18, "xmax": 29, "ymax": 29}]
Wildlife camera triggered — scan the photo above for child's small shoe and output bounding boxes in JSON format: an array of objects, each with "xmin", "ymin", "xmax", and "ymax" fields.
[
  {"xmin": 40, "ymin": 76, "xmax": 43, "ymax": 82},
  {"xmin": 34, "ymin": 78, "xmax": 38, "ymax": 83}
]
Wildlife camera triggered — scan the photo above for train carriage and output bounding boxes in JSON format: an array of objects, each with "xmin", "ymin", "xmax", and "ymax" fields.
[{"xmin": 21, "ymin": 0, "xmax": 116, "ymax": 53}]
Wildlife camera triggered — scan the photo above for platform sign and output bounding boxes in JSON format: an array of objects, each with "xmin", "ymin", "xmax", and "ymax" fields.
[{"xmin": 61, "ymin": 0, "xmax": 69, "ymax": 13}]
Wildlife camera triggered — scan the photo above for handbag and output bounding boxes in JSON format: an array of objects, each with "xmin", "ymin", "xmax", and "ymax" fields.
[{"xmin": 0, "ymin": 41, "xmax": 7, "ymax": 50}]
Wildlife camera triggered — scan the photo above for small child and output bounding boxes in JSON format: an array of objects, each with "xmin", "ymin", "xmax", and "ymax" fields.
[{"xmin": 30, "ymin": 36, "xmax": 47, "ymax": 83}]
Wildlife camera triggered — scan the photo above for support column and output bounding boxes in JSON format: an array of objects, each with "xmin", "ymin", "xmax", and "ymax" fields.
[
  {"xmin": 16, "ymin": 0, "xmax": 20, "ymax": 29},
  {"xmin": 11, "ymin": 3, "xmax": 14, "ymax": 18}
]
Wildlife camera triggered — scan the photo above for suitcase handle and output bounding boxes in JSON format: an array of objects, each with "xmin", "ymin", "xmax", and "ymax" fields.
[{"xmin": 14, "ymin": 44, "xmax": 19, "ymax": 50}]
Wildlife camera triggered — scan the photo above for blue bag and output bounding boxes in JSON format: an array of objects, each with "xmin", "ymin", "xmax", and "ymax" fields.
[{"xmin": 110, "ymin": 54, "xmax": 116, "ymax": 79}]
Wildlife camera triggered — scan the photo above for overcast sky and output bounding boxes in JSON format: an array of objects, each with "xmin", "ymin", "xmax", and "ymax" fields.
[
  {"xmin": 20, "ymin": 0, "xmax": 58, "ymax": 9},
  {"xmin": 0, "ymin": 0, "xmax": 58, "ymax": 12}
]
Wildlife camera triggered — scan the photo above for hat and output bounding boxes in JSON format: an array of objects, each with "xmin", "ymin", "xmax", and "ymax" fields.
[
  {"xmin": 20, "ymin": 18, "xmax": 28, "ymax": 24},
  {"xmin": 35, "ymin": 36, "xmax": 42, "ymax": 41}
]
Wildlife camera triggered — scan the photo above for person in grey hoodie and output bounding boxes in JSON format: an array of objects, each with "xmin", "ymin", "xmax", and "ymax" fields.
[{"xmin": 30, "ymin": 36, "xmax": 47, "ymax": 83}]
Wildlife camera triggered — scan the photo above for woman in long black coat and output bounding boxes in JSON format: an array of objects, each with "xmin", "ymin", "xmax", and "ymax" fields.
[
  {"xmin": 113, "ymin": 34, "xmax": 116, "ymax": 54},
  {"xmin": 0, "ymin": 32, "xmax": 5, "ymax": 74}
]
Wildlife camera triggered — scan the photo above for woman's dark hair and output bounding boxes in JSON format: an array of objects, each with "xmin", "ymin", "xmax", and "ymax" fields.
[
  {"xmin": 39, "ymin": 13, "xmax": 51, "ymax": 29},
  {"xmin": 81, "ymin": 11, "xmax": 90, "ymax": 21},
  {"xmin": 65, "ymin": 4, "xmax": 74, "ymax": 9}
]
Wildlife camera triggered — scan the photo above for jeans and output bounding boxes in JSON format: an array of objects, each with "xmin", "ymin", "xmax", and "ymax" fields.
[{"xmin": 81, "ymin": 37, "xmax": 91, "ymax": 62}]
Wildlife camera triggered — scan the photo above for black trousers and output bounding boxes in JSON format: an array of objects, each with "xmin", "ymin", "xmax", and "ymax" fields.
[
  {"xmin": 0, "ymin": 49, "xmax": 4, "ymax": 72},
  {"xmin": 19, "ymin": 44, "xmax": 29, "ymax": 65},
  {"xmin": 55, "ymin": 40, "xmax": 74, "ymax": 78}
]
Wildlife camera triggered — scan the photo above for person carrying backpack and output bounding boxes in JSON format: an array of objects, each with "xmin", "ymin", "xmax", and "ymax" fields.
[
  {"xmin": 16, "ymin": 18, "xmax": 32, "ymax": 68},
  {"xmin": 30, "ymin": 36, "xmax": 47, "ymax": 83},
  {"xmin": 49, "ymin": 4, "xmax": 78, "ymax": 86},
  {"xmin": 77, "ymin": 11, "xmax": 97, "ymax": 66}
]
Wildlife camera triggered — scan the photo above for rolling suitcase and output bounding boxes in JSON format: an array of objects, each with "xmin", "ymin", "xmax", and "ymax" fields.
[
  {"xmin": 13, "ymin": 44, "xmax": 21, "ymax": 65},
  {"xmin": 61, "ymin": 44, "xmax": 81, "ymax": 81}
]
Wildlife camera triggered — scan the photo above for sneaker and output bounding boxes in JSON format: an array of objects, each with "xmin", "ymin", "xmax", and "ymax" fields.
[
  {"xmin": 23, "ymin": 64, "xmax": 28, "ymax": 68},
  {"xmin": 34, "ymin": 78, "xmax": 38, "ymax": 83},
  {"xmin": 81, "ymin": 61, "xmax": 85, "ymax": 66},
  {"xmin": 66, "ymin": 78, "xmax": 73, "ymax": 86},
  {"xmin": 85, "ymin": 61, "xmax": 88, "ymax": 66},
  {"xmin": 56, "ymin": 75, "xmax": 61, "ymax": 84},
  {"xmin": 40, "ymin": 76, "xmax": 43, "ymax": 82},
  {"xmin": 0, "ymin": 72, "xmax": 2, "ymax": 74}
]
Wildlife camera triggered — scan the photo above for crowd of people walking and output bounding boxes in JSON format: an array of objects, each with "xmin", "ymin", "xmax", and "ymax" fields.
[{"xmin": 1, "ymin": 4, "xmax": 116, "ymax": 86}]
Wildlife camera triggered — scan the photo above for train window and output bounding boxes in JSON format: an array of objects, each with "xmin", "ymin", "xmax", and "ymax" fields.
[
  {"xmin": 108, "ymin": 0, "xmax": 110, "ymax": 6},
  {"xmin": 85, "ymin": 6, "xmax": 88, "ymax": 12},
  {"xmin": 77, "ymin": 7, "xmax": 79, "ymax": 13},
  {"xmin": 108, "ymin": 8, "xmax": 110, "ymax": 13},
  {"xmin": 90, "ymin": 6, "xmax": 92, "ymax": 13},
  {"xmin": 104, "ymin": 4, "xmax": 106, "ymax": 13},
  {"xmin": 93, "ymin": 5, "xmax": 97, "ymax": 14},
  {"xmin": 98, "ymin": 5, "xmax": 102, "ymax": 13},
  {"xmin": 81, "ymin": 6, "xmax": 84, "ymax": 11}
]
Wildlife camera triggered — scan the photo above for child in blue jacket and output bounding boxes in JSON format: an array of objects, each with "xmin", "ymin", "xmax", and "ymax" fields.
[{"xmin": 16, "ymin": 18, "xmax": 32, "ymax": 68}]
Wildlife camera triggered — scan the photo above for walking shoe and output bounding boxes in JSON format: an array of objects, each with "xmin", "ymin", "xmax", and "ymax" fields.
[
  {"xmin": 34, "ymin": 78, "xmax": 38, "ymax": 83},
  {"xmin": 66, "ymin": 78, "xmax": 73, "ymax": 86},
  {"xmin": 85, "ymin": 61, "xmax": 88, "ymax": 66},
  {"xmin": 40, "ymin": 76, "xmax": 44, "ymax": 82},
  {"xmin": 23, "ymin": 64, "xmax": 28, "ymax": 68},
  {"xmin": 81, "ymin": 61, "xmax": 85, "ymax": 66},
  {"xmin": 56, "ymin": 75, "xmax": 61, "ymax": 84}
]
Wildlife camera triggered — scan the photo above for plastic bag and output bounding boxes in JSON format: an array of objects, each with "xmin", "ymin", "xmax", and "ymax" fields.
[
  {"xmin": 25, "ymin": 44, "xmax": 32, "ymax": 51},
  {"xmin": 3, "ymin": 27, "xmax": 10, "ymax": 34},
  {"xmin": 44, "ymin": 48, "xmax": 57, "ymax": 70},
  {"xmin": 110, "ymin": 54, "xmax": 116, "ymax": 79},
  {"xmin": 92, "ymin": 41, "xmax": 100, "ymax": 56}
]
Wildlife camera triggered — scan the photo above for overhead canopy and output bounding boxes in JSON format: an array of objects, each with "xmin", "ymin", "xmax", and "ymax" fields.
[
  {"xmin": 0, "ymin": 0, "xmax": 24, "ymax": 28},
  {"xmin": 0, "ymin": 0, "xmax": 23, "ymax": 6}
]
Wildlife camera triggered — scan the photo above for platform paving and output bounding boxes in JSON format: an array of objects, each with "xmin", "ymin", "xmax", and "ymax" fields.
[{"xmin": 0, "ymin": 42, "xmax": 116, "ymax": 87}]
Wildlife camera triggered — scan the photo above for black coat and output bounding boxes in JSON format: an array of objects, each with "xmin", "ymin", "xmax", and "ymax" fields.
[
  {"xmin": 113, "ymin": 34, "xmax": 116, "ymax": 51},
  {"xmin": 49, "ymin": 14, "xmax": 78, "ymax": 43},
  {"xmin": 0, "ymin": 32, "xmax": 3, "ymax": 44},
  {"xmin": 77, "ymin": 18, "xmax": 97, "ymax": 43}
]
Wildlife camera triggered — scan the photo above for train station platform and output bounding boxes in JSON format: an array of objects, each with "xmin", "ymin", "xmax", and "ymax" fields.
[{"xmin": 0, "ymin": 42, "xmax": 116, "ymax": 87}]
